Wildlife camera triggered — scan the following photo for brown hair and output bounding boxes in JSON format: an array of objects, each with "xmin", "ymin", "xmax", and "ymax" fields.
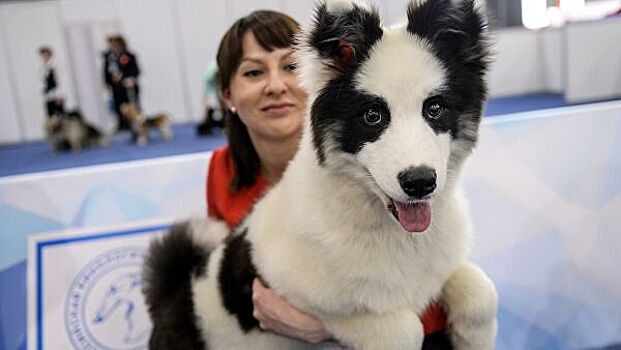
[
  {"xmin": 38, "ymin": 46, "xmax": 53, "ymax": 56},
  {"xmin": 113, "ymin": 35, "xmax": 128, "ymax": 51},
  {"xmin": 216, "ymin": 10, "xmax": 300, "ymax": 192}
]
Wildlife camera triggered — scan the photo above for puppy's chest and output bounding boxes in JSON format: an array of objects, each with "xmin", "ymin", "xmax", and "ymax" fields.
[{"xmin": 254, "ymin": 231, "xmax": 446, "ymax": 315}]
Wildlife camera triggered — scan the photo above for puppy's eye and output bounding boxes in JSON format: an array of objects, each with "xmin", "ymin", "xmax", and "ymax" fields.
[
  {"xmin": 424, "ymin": 100, "xmax": 447, "ymax": 120},
  {"xmin": 363, "ymin": 107, "xmax": 383, "ymax": 126}
]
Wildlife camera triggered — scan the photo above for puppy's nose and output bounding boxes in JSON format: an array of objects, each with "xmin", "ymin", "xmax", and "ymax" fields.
[{"xmin": 398, "ymin": 166, "xmax": 437, "ymax": 199}]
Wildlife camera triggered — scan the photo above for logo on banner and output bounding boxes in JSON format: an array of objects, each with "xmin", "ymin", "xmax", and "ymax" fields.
[{"xmin": 65, "ymin": 246, "xmax": 151, "ymax": 350}]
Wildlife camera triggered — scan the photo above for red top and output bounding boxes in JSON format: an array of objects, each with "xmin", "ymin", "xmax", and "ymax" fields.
[
  {"xmin": 207, "ymin": 146, "xmax": 269, "ymax": 228},
  {"xmin": 206, "ymin": 145, "xmax": 446, "ymax": 335}
]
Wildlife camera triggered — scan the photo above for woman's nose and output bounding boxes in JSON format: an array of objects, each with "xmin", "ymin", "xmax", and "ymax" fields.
[{"xmin": 265, "ymin": 71, "xmax": 287, "ymax": 95}]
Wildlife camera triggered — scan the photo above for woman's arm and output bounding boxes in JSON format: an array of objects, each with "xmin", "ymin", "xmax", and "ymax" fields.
[{"xmin": 251, "ymin": 278, "xmax": 332, "ymax": 344}]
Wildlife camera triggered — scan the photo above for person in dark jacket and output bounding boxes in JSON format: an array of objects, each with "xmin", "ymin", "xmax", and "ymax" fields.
[
  {"xmin": 103, "ymin": 35, "xmax": 141, "ymax": 132},
  {"xmin": 39, "ymin": 46, "xmax": 65, "ymax": 118}
]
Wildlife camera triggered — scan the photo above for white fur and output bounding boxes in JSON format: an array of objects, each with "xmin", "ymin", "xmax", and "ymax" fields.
[
  {"xmin": 187, "ymin": 217, "xmax": 229, "ymax": 250},
  {"xmin": 355, "ymin": 28, "xmax": 450, "ymax": 203},
  {"xmin": 326, "ymin": 0, "xmax": 357, "ymax": 13},
  {"xmin": 409, "ymin": 0, "xmax": 428, "ymax": 9},
  {"xmin": 191, "ymin": 1, "xmax": 497, "ymax": 349}
]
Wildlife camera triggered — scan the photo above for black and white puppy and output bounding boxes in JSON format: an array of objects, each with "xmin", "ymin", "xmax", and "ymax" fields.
[{"xmin": 144, "ymin": 0, "xmax": 497, "ymax": 349}]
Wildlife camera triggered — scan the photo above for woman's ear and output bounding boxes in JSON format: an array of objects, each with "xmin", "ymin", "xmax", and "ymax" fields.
[{"xmin": 221, "ymin": 88, "xmax": 233, "ymax": 110}]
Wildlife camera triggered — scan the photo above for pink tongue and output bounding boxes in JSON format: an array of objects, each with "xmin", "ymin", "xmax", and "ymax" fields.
[{"xmin": 395, "ymin": 202, "xmax": 432, "ymax": 233}]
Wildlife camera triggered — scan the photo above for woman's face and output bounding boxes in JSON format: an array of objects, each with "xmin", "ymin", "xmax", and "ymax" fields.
[{"xmin": 223, "ymin": 31, "xmax": 307, "ymax": 144}]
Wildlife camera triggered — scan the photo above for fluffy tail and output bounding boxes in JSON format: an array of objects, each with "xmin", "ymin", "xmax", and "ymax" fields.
[{"xmin": 143, "ymin": 218, "xmax": 228, "ymax": 349}]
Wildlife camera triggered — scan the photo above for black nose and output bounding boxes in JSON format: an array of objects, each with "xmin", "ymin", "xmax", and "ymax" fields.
[{"xmin": 398, "ymin": 166, "xmax": 437, "ymax": 198}]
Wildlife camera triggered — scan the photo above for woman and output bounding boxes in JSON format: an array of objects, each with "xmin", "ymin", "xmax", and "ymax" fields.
[
  {"xmin": 105, "ymin": 35, "xmax": 140, "ymax": 132},
  {"xmin": 207, "ymin": 9, "xmax": 446, "ymax": 344}
]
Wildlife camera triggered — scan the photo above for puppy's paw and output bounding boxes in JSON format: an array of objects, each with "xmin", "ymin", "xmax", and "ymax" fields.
[{"xmin": 442, "ymin": 261, "xmax": 497, "ymax": 350}]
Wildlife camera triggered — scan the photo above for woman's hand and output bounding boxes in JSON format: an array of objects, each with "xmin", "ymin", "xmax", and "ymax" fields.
[{"xmin": 252, "ymin": 278, "xmax": 332, "ymax": 344}]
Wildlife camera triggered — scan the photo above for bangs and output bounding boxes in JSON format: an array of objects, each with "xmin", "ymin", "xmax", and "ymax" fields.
[{"xmin": 247, "ymin": 12, "xmax": 300, "ymax": 51}]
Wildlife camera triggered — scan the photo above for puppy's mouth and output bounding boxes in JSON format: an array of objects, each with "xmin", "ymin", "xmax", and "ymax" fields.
[{"xmin": 387, "ymin": 199, "xmax": 432, "ymax": 233}]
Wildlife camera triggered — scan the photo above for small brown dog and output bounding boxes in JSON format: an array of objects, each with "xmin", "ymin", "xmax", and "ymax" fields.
[{"xmin": 120, "ymin": 103, "xmax": 173, "ymax": 145}]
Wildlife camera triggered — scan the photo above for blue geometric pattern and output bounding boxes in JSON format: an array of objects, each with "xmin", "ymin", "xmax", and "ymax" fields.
[
  {"xmin": 0, "ymin": 204, "xmax": 63, "ymax": 269},
  {"xmin": 466, "ymin": 101, "xmax": 621, "ymax": 349}
]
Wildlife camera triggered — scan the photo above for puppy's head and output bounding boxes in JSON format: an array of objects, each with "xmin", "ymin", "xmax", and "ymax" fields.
[{"xmin": 298, "ymin": 0, "xmax": 490, "ymax": 232}]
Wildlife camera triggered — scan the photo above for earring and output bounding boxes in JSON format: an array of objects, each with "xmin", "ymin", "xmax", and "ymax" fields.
[{"xmin": 229, "ymin": 106, "xmax": 237, "ymax": 114}]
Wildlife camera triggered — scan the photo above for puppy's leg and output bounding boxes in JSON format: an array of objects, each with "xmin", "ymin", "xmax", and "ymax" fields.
[
  {"xmin": 69, "ymin": 138, "xmax": 82, "ymax": 152},
  {"xmin": 325, "ymin": 309, "xmax": 423, "ymax": 350},
  {"xmin": 160, "ymin": 123, "xmax": 173, "ymax": 141},
  {"xmin": 442, "ymin": 261, "xmax": 498, "ymax": 350},
  {"xmin": 136, "ymin": 127, "xmax": 148, "ymax": 146}
]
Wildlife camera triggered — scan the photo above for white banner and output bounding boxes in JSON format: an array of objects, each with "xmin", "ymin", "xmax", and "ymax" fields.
[{"xmin": 27, "ymin": 219, "xmax": 173, "ymax": 350}]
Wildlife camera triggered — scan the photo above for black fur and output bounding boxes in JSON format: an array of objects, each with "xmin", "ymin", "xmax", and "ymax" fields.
[
  {"xmin": 312, "ymin": 83, "xmax": 391, "ymax": 163},
  {"xmin": 85, "ymin": 124, "xmax": 102, "ymax": 141},
  {"xmin": 218, "ymin": 229, "xmax": 260, "ymax": 332},
  {"xmin": 309, "ymin": 2, "xmax": 383, "ymax": 69},
  {"xmin": 407, "ymin": 0, "xmax": 490, "ymax": 145},
  {"xmin": 308, "ymin": 2, "xmax": 385, "ymax": 163},
  {"xmin": 422, "ymin": 331, "xmax": 453, "ymax": 350},
  {"xmin": 143, "ymin": 222, "xmax": 210, "ymax": 350},
  {"xmin": 421, "ymin": 95, "xmax": 455, "ymax": 136}
]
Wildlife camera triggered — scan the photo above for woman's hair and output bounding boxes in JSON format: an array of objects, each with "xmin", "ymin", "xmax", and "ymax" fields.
[
  {"xmin": 38, "ymin": 46, "xmax": 53, "ymax": 56},
  {"xmin": 216, "ymin": 10, "xmax": 300, "ymax": 192},
  {"xmin": 114, "ymin": 35, "xmax": 128, "ymax": 51}
]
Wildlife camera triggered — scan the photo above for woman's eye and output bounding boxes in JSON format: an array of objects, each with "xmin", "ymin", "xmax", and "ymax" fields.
[
  {"xmin": 363, "ymin": 107, "xmax": 383, "ymax": 126},
  {"xmin": 284, "ymin": 63, "xmax": 298, "ymax": 72},
  {"xmin": 243, "ymin": 69, "xmax": 262, "ymax": 78},
  {"xmin": 424, "ymin": 102, "xmax": 446, "ymax": 120}
]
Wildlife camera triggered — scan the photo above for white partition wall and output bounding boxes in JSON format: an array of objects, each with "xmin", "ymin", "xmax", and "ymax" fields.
[
  {"xmin": 564, "ymin": 17, "xmax": 621, "ymax": 103},
  {"xmin": 115, "ymin": 0, "xmax": 189, "ymax": 123},
  {"xmin": 227, "ymin": 0, "xmax": 279, "ymax": 24},
  {"xmin": 59, "ymin": 0, "xmax": 120, "ymax": 131},
  {"xmin": 279, "ymin": 0, "xmax": 315, "ymax": 24},
  {"xmin": 540, "ymin": 28, "xmax": 563, "ymax": 93},
  {"xmin": 0, "ymin": 23, "xmax": 22, "ymax": 144},
  {"xmin": 0, "ymin": 0, "xmax": 77, "ymax": 141},
  {"xmin": 173, "ymin": 0, "xmax": 229, "ymax": 122},
  {"xmin": 488, "ymin": 27, "xmax": 548, "ymax": 97}
]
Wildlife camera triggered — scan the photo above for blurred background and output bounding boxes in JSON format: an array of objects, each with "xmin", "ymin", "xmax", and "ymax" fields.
[
  {"xmin": 0, "ymin": 1, "xmax": 620, "ymax": 350},
  {"xmin": 0, "ymin": 0, "xmax": 619, "ymax": 144}
]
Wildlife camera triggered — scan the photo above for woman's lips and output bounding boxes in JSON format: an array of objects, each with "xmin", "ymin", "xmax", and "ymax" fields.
[{"xmin": 261, "ymin": 103, "xmax": 294, "ymax": 116}]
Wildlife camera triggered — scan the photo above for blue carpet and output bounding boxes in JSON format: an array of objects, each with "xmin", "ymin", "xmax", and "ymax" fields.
[
  {"xmin": 484, "ymin": 92, "xmax": 620, "ymax": 116},
  {"xmin": 0, "ymin": 123, "xmax": 226, "ymax": 177},
  {"xmin": 1, "ymin": 93, "xmax": 619, "ymax": 177},
  {"xmin": 484, "ymin": 93, "xmax": 568, "ymax": 116}
]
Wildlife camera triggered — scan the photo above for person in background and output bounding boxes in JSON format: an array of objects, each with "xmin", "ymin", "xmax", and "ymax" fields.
[
  {"xmin": 103, "ymin": 35, "xmax": 140, "ymax": 132},
  {"xmin": 102, "ymin": 36, "xmax": 120, "ymax": 126},
  {"xmin": 207, "ymin": 9, "xmax": 448, "ymax": 345},
  {"xmin": 196, "ymin": 59, "xmax": 225, "ymax": 135},
  {"xmin": 38, "ymin": 46, "xmax": 65, "ymax": 118}
]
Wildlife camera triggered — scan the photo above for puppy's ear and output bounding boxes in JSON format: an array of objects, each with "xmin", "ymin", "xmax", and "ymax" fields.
[
  {"xmin": 306, "ymin": 0, "xmax": 383, "ymax": 73},
  {"xmin": 407, "ymin": 0, "xmax": 490, "ymax": 69}
]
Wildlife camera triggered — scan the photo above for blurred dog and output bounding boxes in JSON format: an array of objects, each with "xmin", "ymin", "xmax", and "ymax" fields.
[
  {"xmin": 120, "ymin": 103, "xmax": 173, "ymax": 146},
  {"xmin": 45, "ymin": 110, "xmax": 107, "ymax": 152}
]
